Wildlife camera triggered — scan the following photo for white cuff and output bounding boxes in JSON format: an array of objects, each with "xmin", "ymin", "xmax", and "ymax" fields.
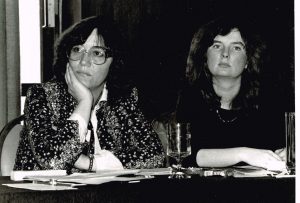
[{"xmin": 94, "ymin": 150, "xmax": 124, "ymax": 171}]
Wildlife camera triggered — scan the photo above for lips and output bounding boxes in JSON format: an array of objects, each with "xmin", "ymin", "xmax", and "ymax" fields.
[
  {"xmin": 218, "ymin": 62, "xmax": 231, "ymax": 68},
  {"xmin": 76, "ymin": 71, "xmax": 92, "ymax": 76}
]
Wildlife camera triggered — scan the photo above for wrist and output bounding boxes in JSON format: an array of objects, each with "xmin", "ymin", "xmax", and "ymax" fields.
[
  {"xmin": 88, "ymin": 154, "xmax": 94, "ymax": 172},
  {"xmin": 92, "ymin": 156, "xmax": 98, "ymax": 171},
  {"xmin": 78, "ymin": 98, "xmax": 93, "ymax": 107}
]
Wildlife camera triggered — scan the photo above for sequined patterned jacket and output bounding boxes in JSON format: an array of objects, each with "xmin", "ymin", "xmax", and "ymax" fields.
[{"xmin": 14, "ymin": 79, "xmax": 165, "ymax": 171}]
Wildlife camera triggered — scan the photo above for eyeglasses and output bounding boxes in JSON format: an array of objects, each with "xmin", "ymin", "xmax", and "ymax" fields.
[{"xmin": 67, "ymin": 45, "xmax": 113, "ymax": 65}]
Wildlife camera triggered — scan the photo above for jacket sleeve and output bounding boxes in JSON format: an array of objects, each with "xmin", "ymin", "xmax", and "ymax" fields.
[{"xmin": 23, "ymin": 84, "xmax": 89, "ymax": 170}]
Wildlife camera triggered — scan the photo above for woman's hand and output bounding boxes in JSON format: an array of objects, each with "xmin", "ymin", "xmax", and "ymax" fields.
[
  {"xmin": 65, "ymin": 64, "xmax": 93, "ymax": 103},
  {"xmin": 275, "ymin": 148, "xmax": 286, "ymax": 162},
  {"xmin": 94, "ymin": 150, "xmax": 124, "ymax": 170},
  {"xmin": 66, "ymin": 63, "xmax": 93, "ymax": 128},
  {"xmin": 240, "ymin": 147, "xmax": 286, "ymax": 171}
]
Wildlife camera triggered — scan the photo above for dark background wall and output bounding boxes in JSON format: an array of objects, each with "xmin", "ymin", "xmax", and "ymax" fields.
[{"xmin": 55, "ymin": 0, "xmax": 294, "ymax": 118}]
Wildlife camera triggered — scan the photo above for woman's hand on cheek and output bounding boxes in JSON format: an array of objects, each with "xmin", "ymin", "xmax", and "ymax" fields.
[{"xmin": 65, "ymin": 64, "xmax": 93, "ymax": 103}]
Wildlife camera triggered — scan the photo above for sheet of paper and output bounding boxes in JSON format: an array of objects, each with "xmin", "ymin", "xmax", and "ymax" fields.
[
  {"xmin": 60, "ymin": 176, "xmax": 153, "ymax": 185},
  {"xmin": 3, "ymin": 183, "xmax": 77, "ymax": 191},
  {"xmin": 8, "ymin": 168, "xmax": 166, "ymax": 188},
  {"xmin": 11, "ymin": 170, "xmax": 67, "ymax": 181},
  {"xmin": 137, "ymin": 168, "xmax": 172, "ymax": 176},
  {"xmin": 232, "ymin": 165, "xmax": 279, "ymax": 177},
  {"xmin": 14, "ymin": 169, "xmax": 140, "ymax": 182},
  {"xmin": 16, "ymin": 169, "xmax": 153, "ymax": 186}
]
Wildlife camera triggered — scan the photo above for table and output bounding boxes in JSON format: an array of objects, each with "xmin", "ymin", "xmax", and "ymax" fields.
[{"xmin": 0, "ymin": 175, "xmax": 295, "ymax": 203}]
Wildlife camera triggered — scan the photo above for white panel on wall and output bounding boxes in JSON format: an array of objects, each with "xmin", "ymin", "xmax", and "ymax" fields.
[
  {"xmin": 19, "ymin": 0, "xmax": 41, "ymax": 84},
  {"xmin": 19, "ymin": 0, "xmax": 41, "ymax": 114}
]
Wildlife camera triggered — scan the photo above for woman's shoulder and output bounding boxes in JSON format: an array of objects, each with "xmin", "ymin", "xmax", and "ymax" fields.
[
  {"xmin": 130, "ymin": 87, "xmax": 138, "ymax": 101},
  {"xmin": 29, "ymin": 79, "xmax": 65, "ymax": 91},
  {"xmin": 110, "ymin": 87, "xmax": 138, "ymax": 102},
  {"xmin": 26, "ymin": 79, "xmax": 67, "ymax": 98},
  {"xmin": 25, "ymin": 79, "xmax": 75, "ymax": 115},
  {"xmin": 43, "ymin": 79, "xmax": 66, "ymax": 92},
  {"xmin": 107, "ymin": 87, "xmax": 140, "ymax": 113}
]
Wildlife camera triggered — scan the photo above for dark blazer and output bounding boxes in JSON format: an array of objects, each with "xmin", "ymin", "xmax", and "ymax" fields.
[{"xmin": 14, "ymin": 79, "xmax": 165, "ymax": 171}]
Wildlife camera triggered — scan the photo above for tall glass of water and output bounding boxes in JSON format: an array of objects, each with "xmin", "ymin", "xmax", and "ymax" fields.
[
  {"xmin": 167, "ymin": 122, "xmax": 191, "ymax": 178},
  {"xmin": 285, "ymin": 112, "xmax": 295, "ymax": 175}
]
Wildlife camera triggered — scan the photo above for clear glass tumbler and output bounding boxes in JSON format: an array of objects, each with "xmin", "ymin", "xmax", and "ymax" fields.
[
  {"xmin": 285, "ymin": 112, "xmax": 295, "ymax": 175},
  {"xmin": 167, "ymin": 122, "xmax": 191, "ymax": 178}
]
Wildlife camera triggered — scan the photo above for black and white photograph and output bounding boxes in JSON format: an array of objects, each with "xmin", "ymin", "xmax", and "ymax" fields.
[{"xmin": 0, "ymin": 0, "xmax": 296, "ymax": 202}]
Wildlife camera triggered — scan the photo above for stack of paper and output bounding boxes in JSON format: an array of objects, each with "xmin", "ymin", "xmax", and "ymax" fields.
[
  {"xmin": 7, "ymin": 168, "xmax": 173, "ymax": 190},
  {"xmin": 11, "ymin": 170, "xmax": 67, "ymax": 181},
  {"xmin": 231, "ymin": 165, "xmax": 281, "ymax": 177}
]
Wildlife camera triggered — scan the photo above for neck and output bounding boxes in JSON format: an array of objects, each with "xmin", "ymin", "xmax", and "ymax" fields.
[
  {"xmin": 91, "ymin": 83, "xmax": 105, "ymax": 107},
  {"xmin": 212, "ymin": 76, "xmax": 241, "ymax": 110}
]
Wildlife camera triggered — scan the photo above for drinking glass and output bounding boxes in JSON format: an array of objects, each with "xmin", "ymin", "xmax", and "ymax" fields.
[
  {"xmin": 285, "ymin": 112, "xmax": 295, "ymax": 175},
  {"xmin": 167, "ymin": 122, "xmax": 191, "ymax": 178}
]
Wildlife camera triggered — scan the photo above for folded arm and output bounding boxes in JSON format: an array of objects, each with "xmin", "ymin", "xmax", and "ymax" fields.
[{"xmin": 196, "ymin": 147, "xmax": 285, "ymax": 170}]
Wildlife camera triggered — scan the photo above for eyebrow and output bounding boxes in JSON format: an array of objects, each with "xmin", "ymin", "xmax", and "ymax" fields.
[{"xmin": 213, "ymin": 40, "xmax": 246, "ymax": 48}]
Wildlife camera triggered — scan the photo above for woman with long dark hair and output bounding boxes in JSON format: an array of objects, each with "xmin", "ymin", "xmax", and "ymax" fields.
[
  {"xmin": 14, "ymin": 16, "xmax": 165, "ymax": 173},
  {"xmin": 178, "ymin": 16, "xmax": 286, "ymax": 170}
]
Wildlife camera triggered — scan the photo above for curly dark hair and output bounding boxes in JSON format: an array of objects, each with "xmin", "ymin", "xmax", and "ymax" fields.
[
  {"xmin": 185, "ymin": 16, "xmax": 267, "ymax": 110},
  {"xmin": 53, "ymin": 16, "xmax": 133, "ymax": 101}
]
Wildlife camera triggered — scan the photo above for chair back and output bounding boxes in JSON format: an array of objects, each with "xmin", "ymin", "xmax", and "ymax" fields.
[{"xmin": 0, "ymin": 115, "xmax": 24, "ymax": 176}]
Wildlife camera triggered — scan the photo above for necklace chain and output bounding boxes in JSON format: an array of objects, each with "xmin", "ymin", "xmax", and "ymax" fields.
[{"xmin": 216, "ymin": 109, "xmax": 237, "ymax": 123}]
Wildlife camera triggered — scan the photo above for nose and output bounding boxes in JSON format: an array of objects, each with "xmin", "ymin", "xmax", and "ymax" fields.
[
  {"xmin": 79, "ymin": 51, "xmax": 92, "ymax": 66},
  {"xmin": 221, "ymin": 47, "xmax": 229, "ymax": 58}
]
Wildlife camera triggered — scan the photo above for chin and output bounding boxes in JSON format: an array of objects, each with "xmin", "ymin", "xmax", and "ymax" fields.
[{"xmin": 214, "ymin": 72, "xmax": 232, "ymax": 77}]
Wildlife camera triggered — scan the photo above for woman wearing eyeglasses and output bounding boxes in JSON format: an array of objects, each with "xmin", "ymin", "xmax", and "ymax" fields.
[{"xmin": 14, "ymin": 16, "xmax": 165, "ymax": 173}]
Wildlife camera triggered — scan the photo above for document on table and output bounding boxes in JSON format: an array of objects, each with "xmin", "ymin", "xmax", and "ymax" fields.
[
  {"xmin": 2, "ymin": 183, "xmax": 77, "ymax": 191},
  {"xmin": 194, "ymin": 165, "xmax": 288, "ymax": 178},
  {"xmin": 231, "ymin": 165, "xmax": 284, "ymax": 177},
  {"xmin": 4, "ymin": 168, "xmax": 171, "ymax": 190},
  {"xmin": 11, "ymin": 170, "xmax": 67, "ymax": 181}
]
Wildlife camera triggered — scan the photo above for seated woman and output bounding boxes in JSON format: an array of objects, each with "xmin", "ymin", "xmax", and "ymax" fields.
[
  {"xmin": 177, "ymin": 16, "xmax": 286, "ymax": 171},
  {"xmin": 14, "ymin": 16, "xmax": 165, "ymax": 173}
]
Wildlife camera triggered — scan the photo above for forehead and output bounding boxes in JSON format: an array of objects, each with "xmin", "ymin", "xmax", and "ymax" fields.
[
  {"xmin": 83, "ymin": 28, "xmax": 105, "ymax": 46},
  {"xmin": 214, "ymin": 28, "xmax": 245, "ymax": 44}
]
